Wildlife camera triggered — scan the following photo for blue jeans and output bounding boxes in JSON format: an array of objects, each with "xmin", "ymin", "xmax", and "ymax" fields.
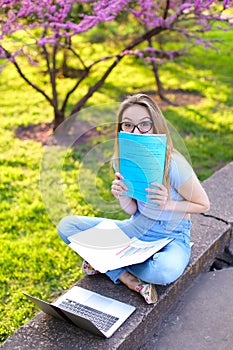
[{"xmin": 57, "ymin": 211, "xmax": 191, "ymax": 285}]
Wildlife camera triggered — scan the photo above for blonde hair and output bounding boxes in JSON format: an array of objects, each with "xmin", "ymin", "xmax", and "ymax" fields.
[{"xmin": 115, "ymin": 93, "xmax": 173, "ymax": 191}]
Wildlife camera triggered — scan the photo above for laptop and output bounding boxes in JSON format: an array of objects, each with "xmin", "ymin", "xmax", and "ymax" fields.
[{"xmin": 23, "ymin": 286, "xmax": 136, "ymax": 338}]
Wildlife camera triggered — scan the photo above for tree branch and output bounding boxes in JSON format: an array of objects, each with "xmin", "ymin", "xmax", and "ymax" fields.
[
  {"xmin": 41, "ymin": 26, "xmax": 59, "ymax": 110},
  {"xmin": 67, "ymin": 44, "xmax": 88, "ymax": 71},
  {"xmin": 163, "ymin": 0, "xmax": 170, "ymax": 20},
  {"xmin": 70, "ymin": 55, "xmax": 122, "ymax": 115},
  {"xmin": 66, "ymin": 26, "xmax": 166, "ymax": 115},
  {"xmin": 51, "ymin": 43, "xmax": 59, "ymax": 109},
  {"xmin": 1, "ymin": 45, "xmax": 53, "ymax": 105},
  {"xmin": 68, "ymin": 26, "xmax": 167, "ymax": 115},
  {"xmin": 61, "ymin": 67, "xmax": 90, "ymax": 113}
]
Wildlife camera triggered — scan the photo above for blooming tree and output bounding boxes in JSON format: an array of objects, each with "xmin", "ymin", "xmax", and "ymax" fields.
[{"xmin": 0, "ymin": 0, "xmax": 232, "ymax": 127}]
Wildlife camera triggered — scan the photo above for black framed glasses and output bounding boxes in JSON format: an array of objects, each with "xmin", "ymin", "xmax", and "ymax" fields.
[{"xmin": 120, "ymin": 120, "xmax": 153, "ymax": 133}]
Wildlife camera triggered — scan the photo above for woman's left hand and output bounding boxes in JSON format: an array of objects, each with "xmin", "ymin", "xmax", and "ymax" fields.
[{"xmin": 145, "ymin": 182, "xmax": 168, "ymax": 209}]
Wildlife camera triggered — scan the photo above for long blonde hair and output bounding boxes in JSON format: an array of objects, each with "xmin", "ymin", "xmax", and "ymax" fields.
[{"xmin": 114, "ymin": 93, "xmax": 173, "ymax": 191}]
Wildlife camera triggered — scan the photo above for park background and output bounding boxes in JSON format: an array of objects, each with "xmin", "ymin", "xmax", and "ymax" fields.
[{"xmin": 0, "ymin": 2, "xmax": 233, "ymax": 344}]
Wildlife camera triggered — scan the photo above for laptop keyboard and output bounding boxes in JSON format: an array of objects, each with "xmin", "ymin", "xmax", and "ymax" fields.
[{"xmin": 59, "ymin": 298, "xmax": 119, "ymax": 332}]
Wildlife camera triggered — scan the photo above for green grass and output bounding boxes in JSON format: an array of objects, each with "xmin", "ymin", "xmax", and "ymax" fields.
[{"xmin": 0, "ymin": 27, "xmax": 233, "ymax": 343}]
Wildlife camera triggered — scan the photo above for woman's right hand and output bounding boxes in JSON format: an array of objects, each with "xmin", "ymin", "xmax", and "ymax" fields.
[{"xmin": 111, "ymin": 172, "xmax": 128, "ymax": 199}]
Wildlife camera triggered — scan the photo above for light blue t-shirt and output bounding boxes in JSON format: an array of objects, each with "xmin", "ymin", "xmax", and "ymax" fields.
[{"xmin": 137, "ymin": 151, "xmax": 195, "ymax": 221}]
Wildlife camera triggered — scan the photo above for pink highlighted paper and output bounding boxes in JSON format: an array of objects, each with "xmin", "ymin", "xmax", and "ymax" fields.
[{"xmin": 69, "ymin": 220, "xmax": 173, "ymax": 273}]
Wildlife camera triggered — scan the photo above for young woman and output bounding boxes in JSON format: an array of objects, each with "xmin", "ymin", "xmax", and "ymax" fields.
[{"xmin": 58, "ymin": 94, "xmax": 210, "ymax": 304}]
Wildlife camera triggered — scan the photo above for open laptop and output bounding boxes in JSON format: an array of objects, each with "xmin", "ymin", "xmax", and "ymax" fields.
[{"xmin": 23, "ymin": 286, "xmax": 136, "ymax": 338}]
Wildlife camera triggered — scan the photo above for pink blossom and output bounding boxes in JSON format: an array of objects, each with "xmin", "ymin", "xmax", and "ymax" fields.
[
  {"xmin": 0, "ymin": 1, "xmax": 232, "ymax": 66},
  {"xmin": 196, "ymin": 38, "xmax": 203, "ymax": 45}
]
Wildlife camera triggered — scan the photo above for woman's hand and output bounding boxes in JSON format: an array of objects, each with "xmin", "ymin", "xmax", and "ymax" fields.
[
  {"xmin": 111, "ymin": 172, "xmax": 138, "ymax": 215},
  {"xmin": 146, "ymin": 182, "xmax": 168, "ymax": 208},
  {"xmin": 111, "ymin": 172, "xmax": 128, "ymax": 199}
]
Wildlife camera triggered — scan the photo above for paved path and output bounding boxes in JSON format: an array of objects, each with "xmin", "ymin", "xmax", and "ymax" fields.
[{"xmin": 140, "ymin": 268, "xmax": 233, "ymax": 350}]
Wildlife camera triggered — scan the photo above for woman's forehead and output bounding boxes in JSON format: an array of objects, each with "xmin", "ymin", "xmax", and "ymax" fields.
[{"xmin": 122, "ymin": 105, "xmax": 150, "ymax": 120}]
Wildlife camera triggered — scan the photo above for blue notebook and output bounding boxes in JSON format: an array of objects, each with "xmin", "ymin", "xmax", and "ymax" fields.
[{"xmin": 118, "ymin": 132, "xmax": 167, "ymax": 203}]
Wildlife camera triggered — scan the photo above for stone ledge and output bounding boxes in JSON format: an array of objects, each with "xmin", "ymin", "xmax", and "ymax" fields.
[
  {"xmin": 1, "ymin": 216, "xmax": 230, "ymax": 350},
  {"xmin": 1, "ymin": 162, "xmax": 232, "ymax": 350},
  {"xmin": 202, "ymin": 162, "xmax": 233, "ymax": 224}
]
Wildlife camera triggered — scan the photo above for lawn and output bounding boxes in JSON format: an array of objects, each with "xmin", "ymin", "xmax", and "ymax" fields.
[{"xmin": 0, "ymin": 27, "xmax": 233, "ymax": 343}]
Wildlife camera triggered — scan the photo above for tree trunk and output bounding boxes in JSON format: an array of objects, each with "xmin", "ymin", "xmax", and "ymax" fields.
[
  {"xmin": 148, "ymin": 37, "xmax": 176, "ymax": 106},
  {"xmin": 152, "ymin": 61, "xmax": 164, "ymax": 99},
  {"xmin": 147, "ymin": 37, "xmax": 165, "ymax": 101},
  {"xmin": 61, "ymin": 49, "xmax": 68, "ymax": 76},
  {"xmin": 53, "ymin": 109, "xmax": 65, "ymax": 130},
  {"xmin": 153, "ymin": 64, "xmax": 176, "ymax": 105}
]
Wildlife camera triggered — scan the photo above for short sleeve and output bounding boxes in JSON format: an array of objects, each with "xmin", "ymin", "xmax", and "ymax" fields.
[{"xmin": 169, "ymin": 152, "xmax": 195, "ymax": 190}]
